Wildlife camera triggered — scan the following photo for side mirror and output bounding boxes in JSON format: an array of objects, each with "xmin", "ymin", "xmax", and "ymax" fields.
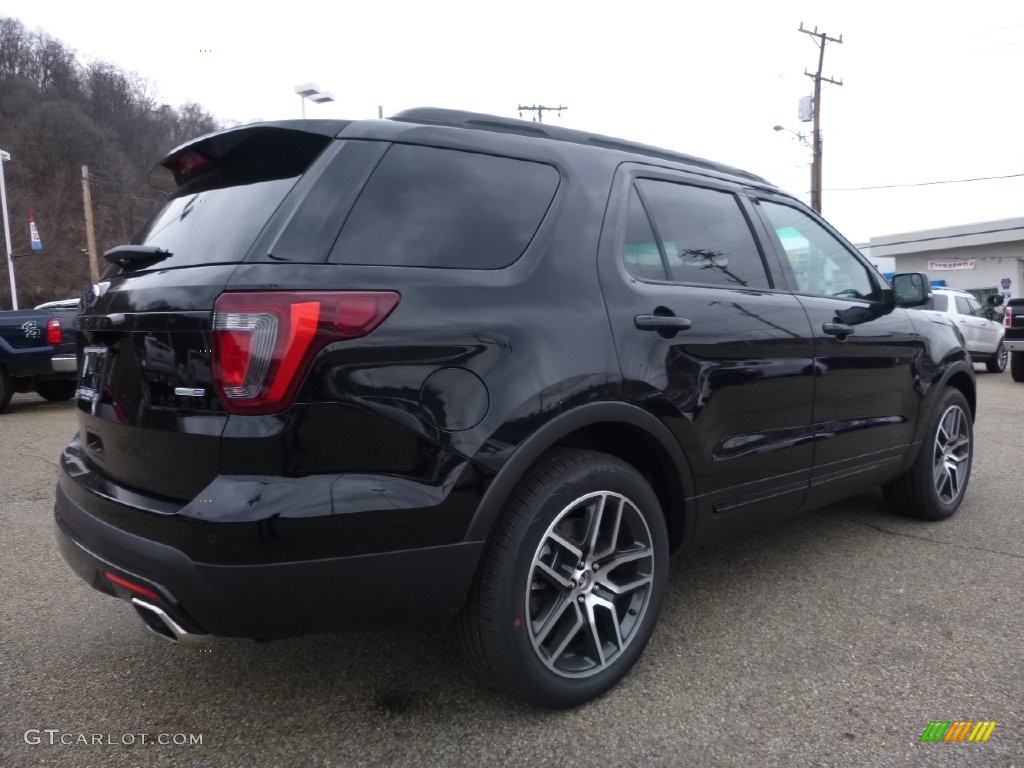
[
  {"xmin": 987, "ymin": 294, "xmax": 1004, "ymax": 307},
  {"xmin": 891, "ymin": 272, "xmax": 931, "ymax": 307}
]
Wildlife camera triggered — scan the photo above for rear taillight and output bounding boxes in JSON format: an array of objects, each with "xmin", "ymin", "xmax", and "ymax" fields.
[
  {"xmin": 46, "ymin": 317, "xmax": 62, "ymax": 344},
  {"xmin": 1005, "ymin": 307, "xmax": 1013, "ymax": 328},
  {"xmin": 212, "ymin": 291, "xmax": 399, "ymax": 414}
]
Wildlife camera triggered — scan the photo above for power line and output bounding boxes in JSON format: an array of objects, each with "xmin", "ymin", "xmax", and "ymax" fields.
[{"xmin": 824, "ymin": 171, "xmax": 1024, "ymax": 192}]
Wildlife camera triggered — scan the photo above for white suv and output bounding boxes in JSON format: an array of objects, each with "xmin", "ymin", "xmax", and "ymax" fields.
[{"xmin": 921, "ymin": 288, "xmax": 1007, "ymax": 372}]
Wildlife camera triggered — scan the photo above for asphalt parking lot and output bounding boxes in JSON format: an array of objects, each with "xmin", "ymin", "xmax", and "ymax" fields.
[{"xmin": 0, "ymin": 370, "xmax": 1020, "ymax": 767}]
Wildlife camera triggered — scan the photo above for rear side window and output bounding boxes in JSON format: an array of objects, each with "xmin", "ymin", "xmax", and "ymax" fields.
[
  {"xmin": 329, "ymin": 145, "xmax": 559, "ymax": 269},
  {"xmin": 634, "ymin": 179, "xmax": 770, "ymax": 289},
  {"xmin": 922, "ymin": 294, "xmax": 949, "ymax": 312}
]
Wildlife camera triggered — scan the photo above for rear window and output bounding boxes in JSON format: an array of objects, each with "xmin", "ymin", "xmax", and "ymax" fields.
[
  {"xmin": 125, "ymin": 127, "xmax": 333, "ymax": 271},
  {"xmin": 129, "ymin": 177, "xmax": 299, "ymax": 269},
  {"xmin": 922, "ymin": 294, "xmax": 949, "ymax": 312},
  {"xmin": 328, "ymin": 144, "xmax": 559, "ymax": 269}
]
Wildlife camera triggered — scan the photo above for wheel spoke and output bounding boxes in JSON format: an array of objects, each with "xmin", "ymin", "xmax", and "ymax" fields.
[
  {"xmin": 534, "ymin": 560, "xmax": 572, "ymax": 589},
  {"xmin": 533, "ymin": 594, "xmax": 574, "ymax": 649},
  {"xmin": 594, "ymin": 496, "xmax": 624, "ymax": 560},
  {"xmin": 544, "ymin": 603, "xmax": 585, "ymax": 666},
  {"xmin": 583, "ymin": 494, "xmax": 607, "ymax": 555},
  {"xmin": 591, "ymin": 594, "xmax": 624, "ymax": 652},
  {"xmin": 585, "ymin": 603, "xmax": 606, "ymax": 667},
  {"xmin": 547, "ymin": 531, "xmax": 582, "ymax": 561},
  {"xmin": 600, "ymin": 545, "xmax": 653, "ymax": 573},
  {"xmin": 599, "ymin": 573, "xmax": 653, "ymax": 596}
]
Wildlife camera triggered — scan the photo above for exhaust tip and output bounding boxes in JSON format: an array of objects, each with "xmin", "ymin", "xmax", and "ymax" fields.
[{"xmin": 131, "ymin": 598, "xmax": 202, "ymax": 643}]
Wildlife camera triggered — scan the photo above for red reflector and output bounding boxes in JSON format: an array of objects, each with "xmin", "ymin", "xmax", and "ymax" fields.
[
  {"xmin": 104, "ymin": 570, "xmax": 161, "ymax": 601},
  {"xmin": 46, "ymin": 318, "xmax": 62, "ymax": 344}
]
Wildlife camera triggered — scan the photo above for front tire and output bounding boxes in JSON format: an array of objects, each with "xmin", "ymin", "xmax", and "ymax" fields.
[
  {"xmin": 985, "ymin": 341, "xmax": 1007, "ymax": 373},
  {"xmin": 456, "ymin": 449, "xmax": 669, "ymax": 708},
  {"xmin": 1011, "ymin": 351, "xmax": 1024, "ymax": 382},
  {"xmin": 883, "ymin": 388, "xmax": 973, "ymax": 520}
]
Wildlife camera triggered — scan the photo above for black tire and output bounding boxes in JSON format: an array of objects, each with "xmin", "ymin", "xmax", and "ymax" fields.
[
  {"xmin": 883, "ymin": 388, "xmax": 972, "ymax": 520},
  {"xmin": 985, "ymin": 341, "xmax": 1007, "ymax": 373},
  {"xmin": 455, "ymin": 448, "xmax": 669, "ymax": 708},
  {"xmin": 1012, "ymin": 351, "xmax": 1024, "ymax": 383},
  {"xmin": 0, "ymin": 367, "xmax": 12, "ymax": 413},
  {"xmin": 35, "ymin": 379, "xmax": 77, "ymax": 402}
]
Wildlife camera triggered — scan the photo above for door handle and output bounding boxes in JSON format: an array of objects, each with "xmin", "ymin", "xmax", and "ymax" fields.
[
  {"xmin": 635, "ymin": 315, "xmax": 692, "ymax": 332},
  {"xmin": 823, "ymin": 322, "xmax": 855, "ymax": 338}
]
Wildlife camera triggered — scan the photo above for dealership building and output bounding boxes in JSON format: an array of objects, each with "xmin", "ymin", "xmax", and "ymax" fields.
[{"xmin": 869, "ymin": 217, "xmax": 1024, "ymax": 302}]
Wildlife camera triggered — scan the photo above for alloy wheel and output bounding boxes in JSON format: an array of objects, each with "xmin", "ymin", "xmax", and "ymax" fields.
[
  {"xmin": 525, "ymin": 491, "xmax": 655, "ymax": 678},
  {"xmin": 933, "ymin": 405, "xmax": 970, "ymax": 504}
]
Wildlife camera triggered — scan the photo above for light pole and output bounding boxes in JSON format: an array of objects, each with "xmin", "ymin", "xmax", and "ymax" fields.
[
  {"xmin": 0, "ymin": 149, "xmax": 17, "ymax": 310},
  {"xmin": 294, "ymin": 83, "xmax": 335, "ymax": 118}
]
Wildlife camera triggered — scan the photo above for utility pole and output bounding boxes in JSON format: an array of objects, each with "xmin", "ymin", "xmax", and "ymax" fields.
[
  {"xmin": 517, "ymin": 104, "xmax": 567, "ymax": 123},
  {"xmin": 799, "ymin": 23, "xmax": 843, "ymax": 213},
  {"xmin": 82, "ymin": 166, "xmax": 99, "ymax": 283},
  {"xmin": 0, "ymin": 149, "xmax": 16, "ymax": 309}
]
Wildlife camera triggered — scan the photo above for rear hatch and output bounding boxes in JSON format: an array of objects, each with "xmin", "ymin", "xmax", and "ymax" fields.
[{"xmin": 75, "ymin": 122, "xmax": 342, "ymax": 501}]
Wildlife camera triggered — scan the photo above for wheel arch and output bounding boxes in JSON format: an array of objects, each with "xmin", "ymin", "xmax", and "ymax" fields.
[{"xmin": 465, "ymin": 402, "xmax": 696, "ymax": 554}]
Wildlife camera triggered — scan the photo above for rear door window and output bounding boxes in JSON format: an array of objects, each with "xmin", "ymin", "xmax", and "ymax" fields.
[
  {"xmin": 633, "ymin": 179, "xmax": 771, "ymax": 289},
  {"xmin": 329, "ymin": 144, "xmax": 559, "ymax": 269},
  {"xmin": 955, "ymin": 296, "xmax": 974, "ymax": 315}
]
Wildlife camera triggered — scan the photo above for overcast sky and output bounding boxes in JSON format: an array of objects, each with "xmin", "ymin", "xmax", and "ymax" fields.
[{"xmin": 6, "ymin": 0, "xmax": 1024, "ymax": 245}]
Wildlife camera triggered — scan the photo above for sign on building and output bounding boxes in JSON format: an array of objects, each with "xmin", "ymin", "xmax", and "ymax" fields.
[{"xmin": 928, "ymin": 259, "xmax": 975, "ymax": 271}]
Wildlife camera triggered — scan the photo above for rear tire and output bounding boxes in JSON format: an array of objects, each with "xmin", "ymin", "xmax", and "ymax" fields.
[
  {"xmin": 455, "ymin": 448, "xmax": 669, "ymax": 708},
  {"xmin": 883, "ymin": 388, "xmax": 972, "ymax": 520},
  {"xmin": 0, "ymin": 367, "xmax": 12, "ymax": 412},
  {"xmin": 985, "ymin": 341, "xmax": 1007, "ymax": 373},
  {"xmin": 1011, "ymin": 351, "xmax": 1024, "ymax": 382},
  {"xmin": 36, "ymin": 379, "xmax": 77, "ymax": 402}
]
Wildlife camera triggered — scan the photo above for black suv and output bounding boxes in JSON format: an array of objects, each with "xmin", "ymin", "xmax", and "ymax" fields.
[{"xmin": 55, "ymin": 109, "xmax": 976, "ymax": 708}]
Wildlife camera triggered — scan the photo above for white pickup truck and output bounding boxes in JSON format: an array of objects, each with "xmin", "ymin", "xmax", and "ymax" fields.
[{"xmin": 921, "ymin": 287, "xmax": 1007, "ymax": 372}]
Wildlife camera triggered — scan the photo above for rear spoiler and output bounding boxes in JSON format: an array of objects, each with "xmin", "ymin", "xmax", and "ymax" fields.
[{"xmin": 150, "ymin": 120, "xmax": 351, "ymax": 194}]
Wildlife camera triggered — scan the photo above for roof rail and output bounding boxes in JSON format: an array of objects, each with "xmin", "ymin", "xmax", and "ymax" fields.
[{"xmin": 390, "ymin": 108, "xmax": 770, "ymax": 186}]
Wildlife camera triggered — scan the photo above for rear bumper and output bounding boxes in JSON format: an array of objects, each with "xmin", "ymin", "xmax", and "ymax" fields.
[
  {"xmin": 1005, "ymin": 338, "xmax": 1024, "ymax": 352},
  {"xmin": 54, "ymin": 477, "xmax": 485, "ymax": 639},
  {"xmin": 51, "ymin": 354, "xmax": 77, "ymax": 373}
]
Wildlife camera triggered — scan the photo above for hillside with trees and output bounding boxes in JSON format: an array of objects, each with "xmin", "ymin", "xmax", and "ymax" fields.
[{"xmin": 0, "ymin": 16, "xmax": 220, "ymax": 307}]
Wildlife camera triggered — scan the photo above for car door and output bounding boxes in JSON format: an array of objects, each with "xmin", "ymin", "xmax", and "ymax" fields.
[
  {"xmin": 965, "ymin": 295, "xmax": 1000, "ymax": 353},
  {"xmin": 752, "ymin": 197, "xmax": 924, "ymax": 507},
  {"xmin": 952, "ymin": 295, "xmax": 984, "ymax": 353},
  {"xmin": 597, "ymin": 167, "xmax": 816, "ymax": 543}
]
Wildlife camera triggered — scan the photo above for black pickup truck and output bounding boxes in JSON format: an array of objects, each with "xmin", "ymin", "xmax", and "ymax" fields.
[
  {"xmin": 0, "ymin": 305, "xmax": 79, "ymax": 411},
  {"xmin": 1007, "ymin": 298, "xmax": 1024, "ymax": 382}
]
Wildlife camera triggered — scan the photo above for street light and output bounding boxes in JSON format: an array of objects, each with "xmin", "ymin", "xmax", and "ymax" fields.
[
  {"xmin": 773, "ymin": 125, "xmax": 814, "ymax": 208},
  {"xmin": 0, "ymin": 148, "xmax": 17, "ymax": 310},
  {"xmin": 772, "ymin": 124, "xmax": 810, "ymax": 148},
  {"xmin": 294, "ymin": 82, "xmax": 335, "ymax": 118}
]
